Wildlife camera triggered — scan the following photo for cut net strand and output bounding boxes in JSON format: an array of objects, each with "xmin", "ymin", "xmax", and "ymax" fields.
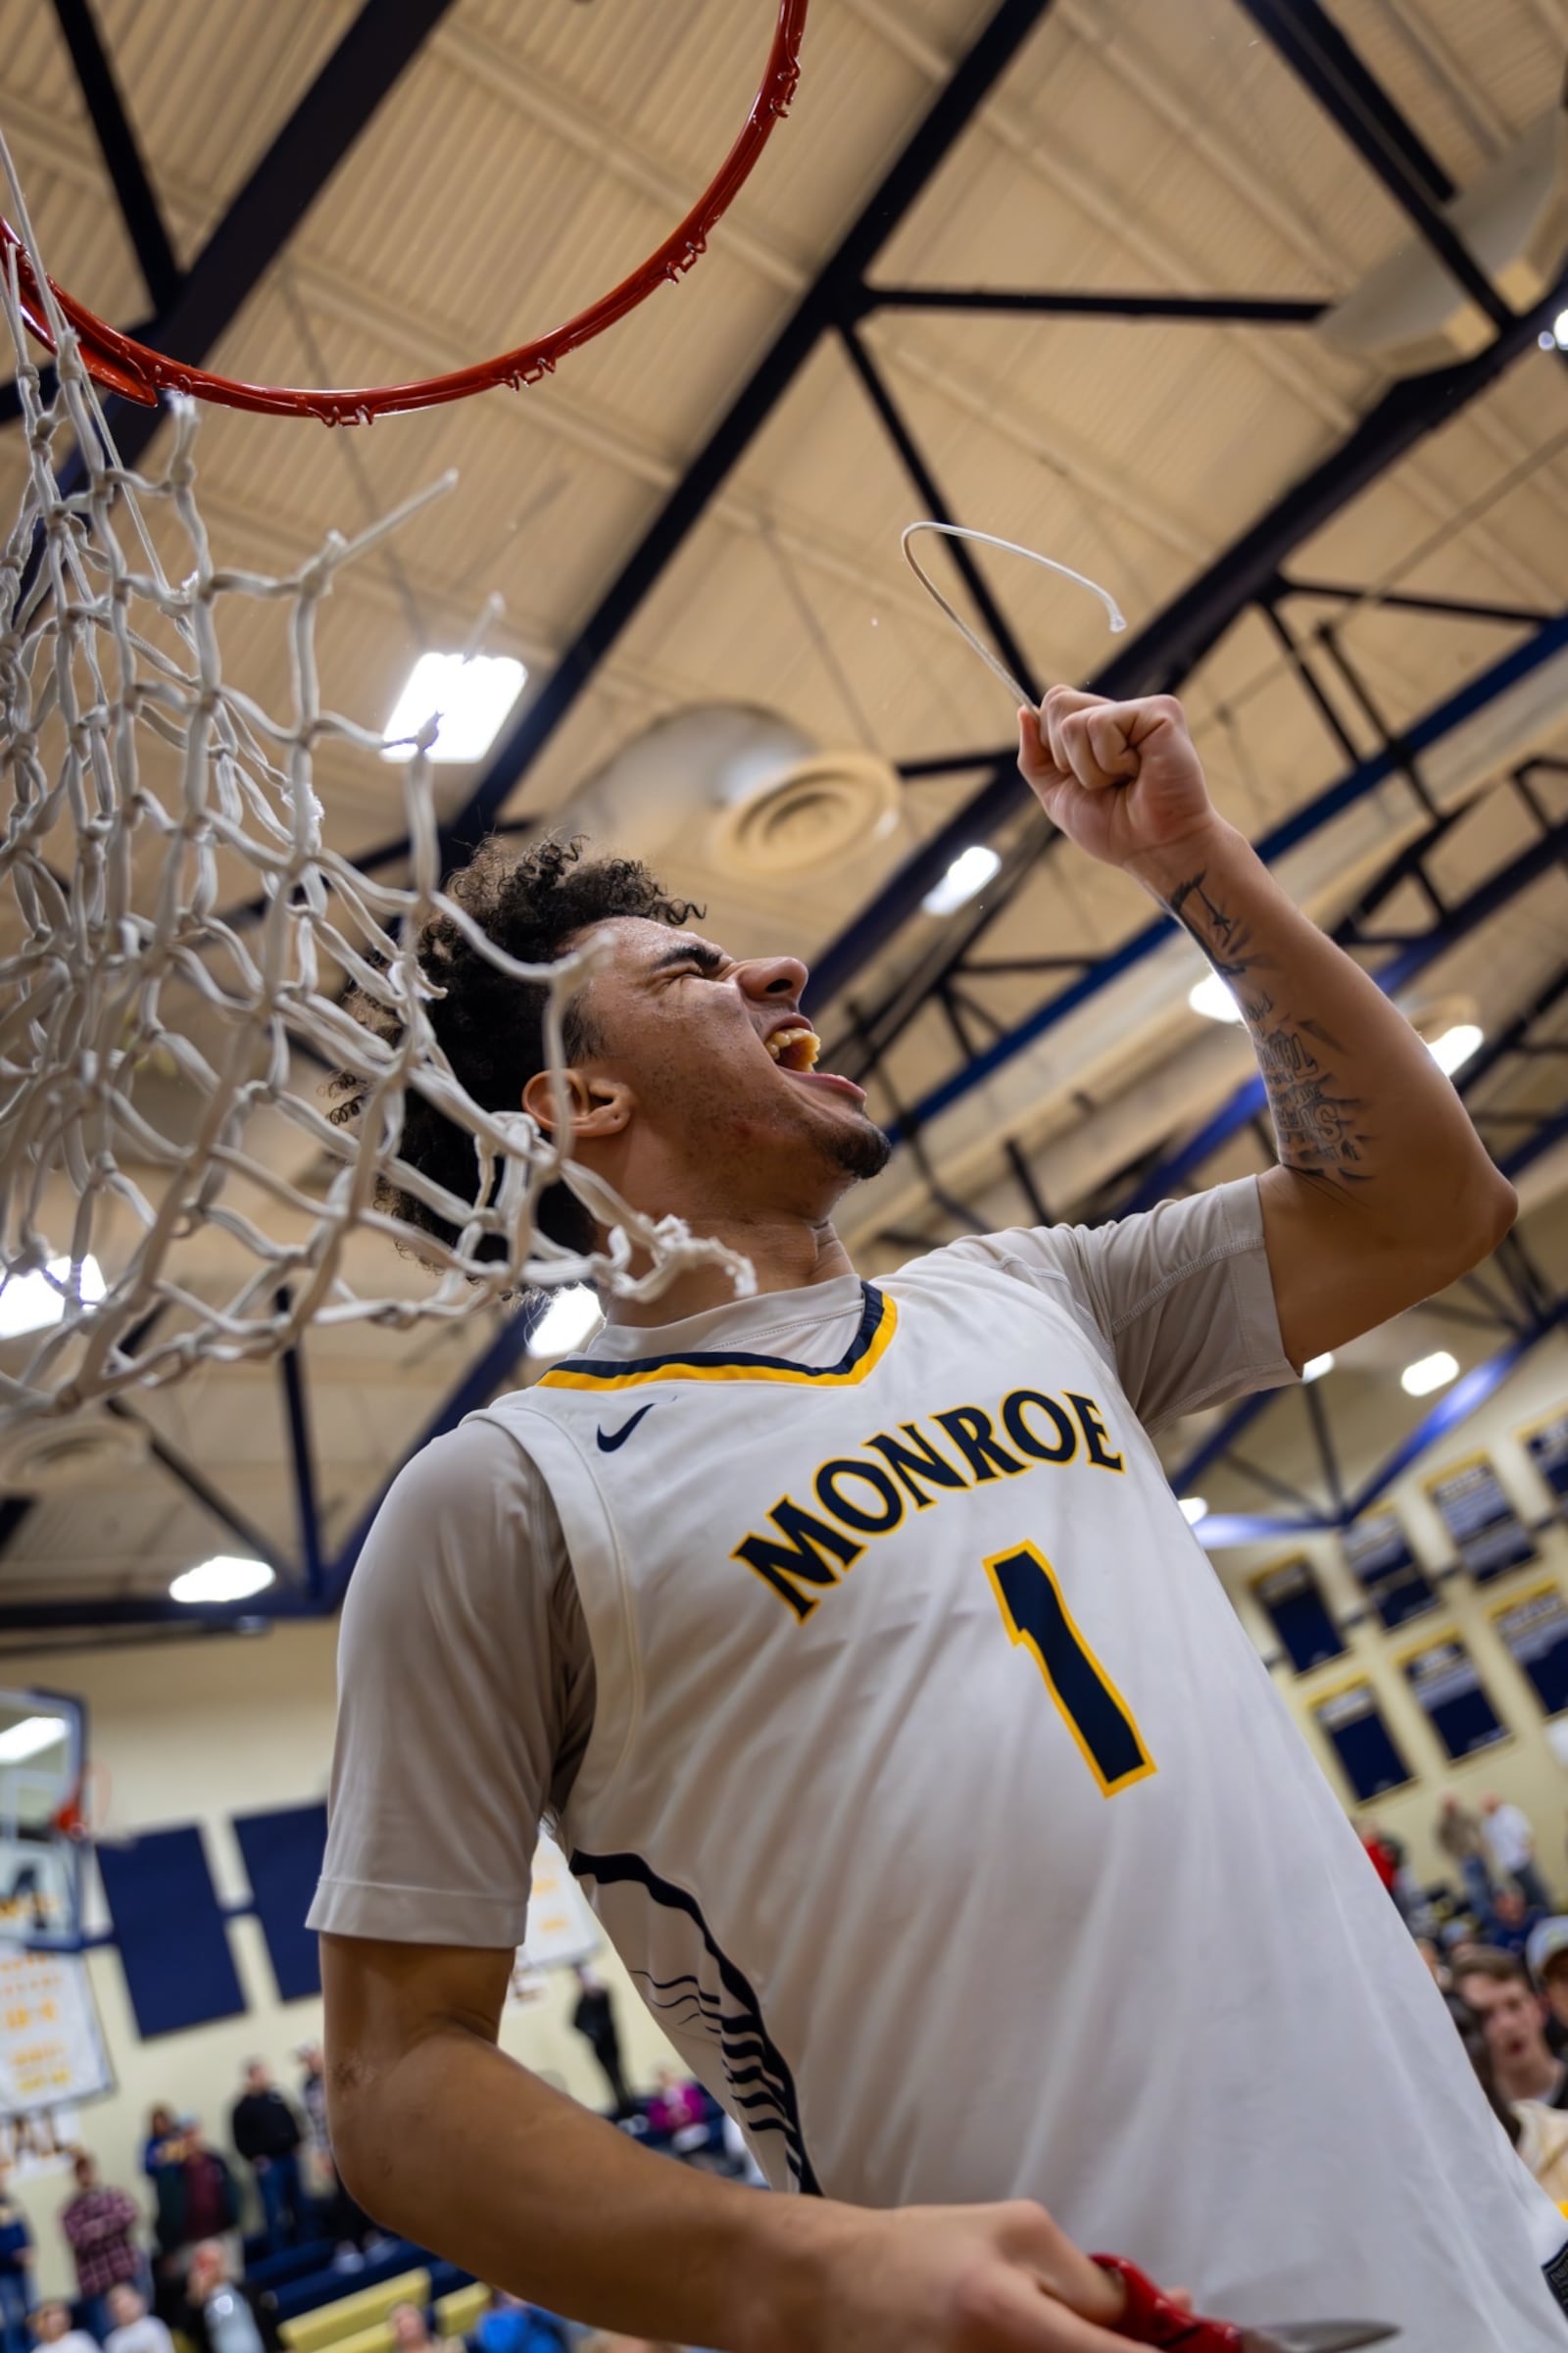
[
  {"xmin": 0, "ymin": 138, "xmax": 749, "ymax": 1428},
  {"xmin": 1, "ymin": 0, "xmax": 808, "ymax": 424}
]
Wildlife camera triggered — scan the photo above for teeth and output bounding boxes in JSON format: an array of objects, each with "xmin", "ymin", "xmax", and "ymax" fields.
[{"xmin": 766, "ymin": 1025, "xmax": 820, "ymax": 1069}]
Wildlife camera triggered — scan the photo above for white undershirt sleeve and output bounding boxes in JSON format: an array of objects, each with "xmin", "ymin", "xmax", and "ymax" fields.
[
  {"xmin": 943, "ymin": 1175, "xmax": 1298, "ymax": 1433},
  {"xmin": 309, "ymin": 1415, "xmax": 586, "ymax": 1947}
]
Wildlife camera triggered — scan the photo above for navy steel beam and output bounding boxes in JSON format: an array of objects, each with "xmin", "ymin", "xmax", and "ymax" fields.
[
  {"xmin": 276, "ymin": 1313, "xmax": 325, "ymax": 1601},
  {"xmin": 808, "ymin": 267, "xmax": 1568, "ymax": 1009},
  {"xmin": 839, "ymin": 324, "xmax": 1040, "ymax": 704},
  {"xmin": 58, "ymin": 0, "xmax": 460, "ymax": 477},
  {"xmin": 1231, "ymin": 0, "xmax": 1510, "ymax": 332},
  {"xmin": 862, "ymin": 287, "xmax": 1329, "ymax": 323},
  {"xmin": 51, "ymin": 0, "xmax": 180, "ymax": 309},
  {"xmin": 436, "ymin": 0, "xmax": 1062, "ymax": 871},
  {"xmin": 880, "ymin": 603, "xmax": 1568, "ymax": 1143},
  {"xmin": 104, "ymin": 1398, "xmax": 291, "ymax": 1579},
  {"xmin": 1282, "ymin": 579, "xmax": 1553, "ymax": 629}
]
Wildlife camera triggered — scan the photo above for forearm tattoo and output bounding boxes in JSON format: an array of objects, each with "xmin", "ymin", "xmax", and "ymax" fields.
[{"xmin": 1168, "ymin": 871, "xmax": 1371, "ymax": 1183}]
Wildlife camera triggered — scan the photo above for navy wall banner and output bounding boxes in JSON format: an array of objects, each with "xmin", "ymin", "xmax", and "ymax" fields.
[
  {"xmin": 1253, "ymin": 1555, "xmax": 1346, "ymax": 1674},
  {"xmin": 1523, "ymin": 1412, "xmax": 1568, "ymax": 1510},
  {"xmin": 1425, "ymin": 1455, "xmax": 1537, "ymax": 1583},
  {"xmin": 1342, "ymin": 1510, "xmax": 1438, "ymax": 1631},
  {"xmin": 1494, "ymin": 1584, "xmax": 1568, "ymax": 1718},
  {"xmin": 1311, "ymin": 1681, "xmax": 1412, "ymax": 1802},
  {"xmin": 1398, "ymin": 1633, "xmax": 1507, "ymax": 1761}
]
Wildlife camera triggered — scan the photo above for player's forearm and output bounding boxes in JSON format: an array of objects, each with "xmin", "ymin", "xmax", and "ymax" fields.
[
  {"xmin": 330, "ymin": 2023, "xmax": 839, "ymax": 2348},
  {"xmin": 1132, "ymin": 816, "xmax": 1515, "ymax": 1250}
]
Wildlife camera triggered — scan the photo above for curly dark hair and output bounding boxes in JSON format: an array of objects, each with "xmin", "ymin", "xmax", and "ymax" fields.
[{"xmin": 330, "ymin": 835, "xmax": 698, "ymax": 1263}]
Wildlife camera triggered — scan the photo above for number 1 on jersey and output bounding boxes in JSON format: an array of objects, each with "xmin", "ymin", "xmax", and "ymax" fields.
[{"xmin": 984, "ymin": 1543, "xmax": 1155, "ymax": 1797}]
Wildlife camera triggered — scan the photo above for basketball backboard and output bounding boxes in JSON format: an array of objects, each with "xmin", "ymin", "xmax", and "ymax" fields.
[{"xmin": 0, "ymin": 1691, "xmax": 85, "ymax": 1948}]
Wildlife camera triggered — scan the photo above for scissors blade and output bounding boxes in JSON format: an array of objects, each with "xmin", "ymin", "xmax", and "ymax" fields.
[{"xmin": 1240, "ymin": 2326, "xmax": 1399, "ymax": 2352}]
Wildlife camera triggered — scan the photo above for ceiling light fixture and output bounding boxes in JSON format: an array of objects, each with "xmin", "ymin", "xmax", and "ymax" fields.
[
  {"xmin": 1302, "ymin": 1352, "xmax": 1335, "ymax": 1383},
  {"xmin": 170, "ymin": 1555, "xmax": 276, "ymax": 1606},
  {"xmin": 1188, "ymin": 972, "xmax": 1245, "ymax": 1025},
  {"xmin": 527, "ymin": 1286, "xmax": 602, "ymax": 1358},
  {"xmin": 0, "ymin": 1716, "xmax": 67, "ymax": 1764},
  {"xmin": 0, "ymin": 1255, "xmax": 106, "ymax": 1342},
  {"xmin": 1178, "ymin": 1495, "xmax": 1209, "ymax": 1526},
  {"xmin": 1400, "ymin": 1349, "xmax": 1458, "ymax": 1397},
  {"xmin": 921, "ymin": 844, "xmax": 1001, "ymax": 917},
  {"xmin": 1426, "ymin": 1022, "xmax": 1483, "ymax": 1076},
  {"xmin": 381, "ymin": 651, "xmax": 527, "ymax": 764}
]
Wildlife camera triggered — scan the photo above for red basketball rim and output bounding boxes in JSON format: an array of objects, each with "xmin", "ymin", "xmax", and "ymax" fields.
[{"xmin": 3, "ymin": 0, "xmax": 808, "ymax": 425}]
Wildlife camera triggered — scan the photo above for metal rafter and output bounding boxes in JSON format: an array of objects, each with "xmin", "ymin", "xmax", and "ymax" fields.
[
  {"xmin": 49, "ymin": 0, "xmax": 180, "ymax": 311},
  {"xmin": 436, "ymin": 0, "xmax": 1063, "ymax": 870}
]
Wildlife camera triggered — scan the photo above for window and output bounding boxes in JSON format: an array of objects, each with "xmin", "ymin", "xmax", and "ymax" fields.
[
  {"xmin": 1398, "ymin": 1632, "xmax": 1507, "ymax": 1762},
  {"xmin": 1310, "ymin": 1681, "xmax": 1412, "ymax": 1802},
  {"xmin": 1252, "ymin": 1555, "xmax": 1346, "ymax": 1674}
]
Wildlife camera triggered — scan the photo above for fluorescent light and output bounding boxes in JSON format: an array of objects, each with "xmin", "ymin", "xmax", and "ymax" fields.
[
  {"xmin": 0, "ymin": 1255, "xmax": 106, "ymax": 1341},
  {"xmin": 921, "ymin": 845, "xmax": 1001, "ymax": 917},
  {"xmin": 527, "ymin": 1286, "xmax": 602, "ymax": 1358},
  {"xmin": 1400, "ymin": 1348, "xmax": 1458, "ymax": 1397},
  {"xmin": 1188, "ymin": 972, "xmax": 1245, "ymax": 1025},
  {"xmin": 1302, "ymin": 1351, "xmax": 1335, "ymax": 1383},
  {"xmin": 1427, "ymin": 1022, "xmax": 1483, "ymax": 1076},
  {"xmin": 170, "ymin": 1555, "xmax": 275, "ymax": 1605},
  {"xmin": 1178, "ymin": 1495, "xmax": 1208, "ymax": 1526},
  {"xmin": 381, "ymin": 652, "xmax": 527, "ymax": 764},
  {"xmin": 0, "ymin": 1717, "xmax": 66, "ymax": 1764}
]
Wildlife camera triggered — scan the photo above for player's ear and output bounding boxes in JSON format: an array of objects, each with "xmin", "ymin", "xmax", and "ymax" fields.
[{"xmin": 522, "ymin": 1067, "xmax": 633, "ymax": 1140}]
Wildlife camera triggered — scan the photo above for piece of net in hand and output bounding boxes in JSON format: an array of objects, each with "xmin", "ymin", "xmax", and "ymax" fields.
[{"xmin": 0, "ymin": 172, "xmax": 749, "ymax": 1429}]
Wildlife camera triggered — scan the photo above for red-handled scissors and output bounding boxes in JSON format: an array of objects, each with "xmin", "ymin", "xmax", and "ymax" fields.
[{"xmin": 1093, "ymin": 2256, "xmax": 1398, "ymax": 2352}]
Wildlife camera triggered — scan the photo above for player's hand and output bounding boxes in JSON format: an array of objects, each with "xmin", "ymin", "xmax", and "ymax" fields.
[
  {"xmin": 1017, "ymin": 687, "xmax": 1223, "ymax": 884},
  {"xmin": 737, "ymin": 2196, "xmax": 1165, "ymax": 2351}
]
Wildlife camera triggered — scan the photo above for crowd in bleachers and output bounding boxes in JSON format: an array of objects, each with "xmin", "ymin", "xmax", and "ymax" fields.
[
  {"xmin": 0, "ymin": 2027, "xmax": 738, "ymax": 2353},
  {"xmin": 1363, "ymin": 1787, "xmax": 1568, "ymax": 2215}
]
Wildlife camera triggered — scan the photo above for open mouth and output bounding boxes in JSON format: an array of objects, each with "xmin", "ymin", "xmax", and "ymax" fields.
[{"xmin": 763, "ymin": 1022, "xmax": 867, "ymax": 1103}]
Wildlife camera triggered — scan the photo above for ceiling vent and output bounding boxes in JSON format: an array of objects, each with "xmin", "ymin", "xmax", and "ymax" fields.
[
  {"xmin": 564, "ymin": 706, "xmax": 901, "ymax": 883},
  {"xmin": 0, "ymin": 1409, "xmax": 149, "ymax": 1495},
  {"xmin": 1318, "ymin": 102, "xmax": 1568, "ymax": 374}
]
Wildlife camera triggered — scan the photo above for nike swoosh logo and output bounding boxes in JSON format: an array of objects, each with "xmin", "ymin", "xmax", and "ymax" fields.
[{"xmin": 596, "ymin": 1402, "xmax": 657, "ymax": 1453}]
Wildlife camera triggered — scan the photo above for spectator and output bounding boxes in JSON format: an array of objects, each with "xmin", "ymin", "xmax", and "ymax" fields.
[
  {"xmin": 1435, "ymin": 1792, "xmax": 1492, "ymax": 1917},
  {"xmin": 296, "ymin": 2046, "xmax": 373, "ymax": 2255},
  {"xmin": 569, "ymin": 1968, "xmax": 633, "ymax": 2118},
  {"xmin": 141, "ymin": 2110, "xmax": 181, "ymax": 2184},
  {"xmin": 31, "ymin": 2301, "xmax": 99, "ymax": 2353},
  {"xmin": 1454, "ymin": 1949, "xmax": 1568, "ymax": 2108},
  {"xmin": 59, "ymin": 2151, "xmax": 143, "ymax": 2339},
  {"xmin": 388, "ymin": 2305, "xmax": 449, "ymax": 2353},
  {"xmin": 466, "ymin": 2290, "xmax": 568, "ymax": 2353},
  {"xmin": 1530, "ymin": 1917, "xmax": 1568, "ymax": 2057},
  {"xmin": 1482, "ymin": 1790, "xmax": 1551, "ymax": 1912},
  {"xmin": 1486, "ymin": 1883, "xmax": 1547, "ymax": 1959},
  {"xmin": 0, "ymin": 2162, "xmax": 32, "ymax": 2353},
  {"xmin": 1454, "ymin": 1990, "xmax": 1568, "ymax": 2207},
  {"xmin": 1359, "ymin": 1818, "xmax": 1399, "ymax": 1896},
  {"xmin": 104, "ymin": 2283, "xmax": 174, "ymax": 2353},
  {"xmin": 151, "ymin": 2121, "xmax": 239, "ymax": 2279},
  {"xmin": 229, "ymin": 2063, "xmax": 305, "ymax": 2255},
  {"xmin": 180, "ymin": 2241, "xmax": 267, "ymax": 2353}
]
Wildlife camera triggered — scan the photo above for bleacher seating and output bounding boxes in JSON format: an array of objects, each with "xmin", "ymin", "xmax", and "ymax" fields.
[{"xmin": 274, "ymin": 2257, "xmax": 426, "ymax": 2338}]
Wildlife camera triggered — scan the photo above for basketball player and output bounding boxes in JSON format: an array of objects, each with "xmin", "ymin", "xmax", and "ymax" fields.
[{"xmin": 311, "ymin": 687, "xmax": 1568, "ymax": 2350}]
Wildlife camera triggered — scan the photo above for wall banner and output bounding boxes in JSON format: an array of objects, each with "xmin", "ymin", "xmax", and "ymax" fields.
[
  {"xmin": 1494, "ymin": 1583, "xmax": 1568, "ymax": 1718},
  {"xmin": 1523, "ymin": 1411, "xmax": 1568, "ymax": 1509},
  {"xmin": 1342, "ymin": 1509, "xmax": 1437, "ymax": 1630},
  {"xmin": 1309, "ymin": 1680, "xmax": 1412, "ymax": 1803},
  {"xmin": 1425, "ymin": 1455, "xmax": 1537, "ymax": 1583},
  {"xmin": 1398, "ymin": 1631, "xmax": 1507, "ymax": 1761}
]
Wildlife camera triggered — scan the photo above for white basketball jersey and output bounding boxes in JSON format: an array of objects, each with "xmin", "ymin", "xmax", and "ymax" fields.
[{"xmin": 483, "ymin": 1245, "xmax": 1568, "ymax": 2349}]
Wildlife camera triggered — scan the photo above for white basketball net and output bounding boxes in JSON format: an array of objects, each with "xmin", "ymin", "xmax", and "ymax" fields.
[{"xmin": 0, "ymin": 146, "xmax": 747, "ymax": 1427}]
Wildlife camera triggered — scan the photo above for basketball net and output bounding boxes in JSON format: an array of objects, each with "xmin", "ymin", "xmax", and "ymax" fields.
[{"xmin": 0, "ymin": 142, "xmax": 749, "ymax": 1428}]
